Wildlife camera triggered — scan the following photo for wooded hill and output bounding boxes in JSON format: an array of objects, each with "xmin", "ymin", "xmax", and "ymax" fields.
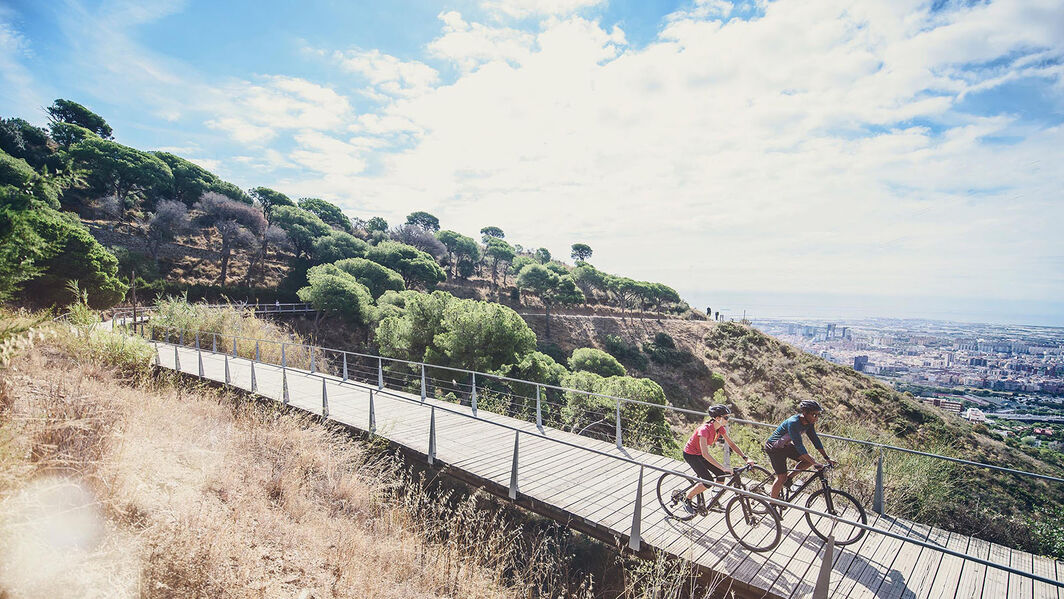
[{"xmin": 3, "ymin": 100, "xmax": 1062, "ymax": 558}]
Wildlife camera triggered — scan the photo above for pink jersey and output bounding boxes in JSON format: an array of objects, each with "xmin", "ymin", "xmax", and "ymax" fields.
[{"xmin": 683, "ymin": 421, "xmax": 721, "ymax": 455}]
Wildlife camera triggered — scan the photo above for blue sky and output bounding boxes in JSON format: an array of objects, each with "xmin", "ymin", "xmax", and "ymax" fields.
[{"xmin": 2, "ymin": 0, "xmax": 1063, "ymax": 324}]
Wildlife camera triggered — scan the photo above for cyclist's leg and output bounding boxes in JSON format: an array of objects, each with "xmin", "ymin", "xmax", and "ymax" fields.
[
  {"xmin": 765, "ymin": 447, "xmax": 790, "ymax": 499},
  {"xmin": 683, "ymin": 453, "xmax": 723, "ymax": 501}
]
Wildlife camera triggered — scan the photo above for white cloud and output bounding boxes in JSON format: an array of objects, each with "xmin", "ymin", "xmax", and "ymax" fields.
[
  {"xmin": 428, "ymin": 11, "xmax": 535, "ymax": 71},
  {"xmin": 480, "ymin": 0, "xmax": 606, "ymax": 19},
  {"xmin": 328, "ymin": 48, "xmax": 439, "ymax": 98},
  {"xmin": 205, "ymin": 76, "xmax": 352, "ymax": 144}
]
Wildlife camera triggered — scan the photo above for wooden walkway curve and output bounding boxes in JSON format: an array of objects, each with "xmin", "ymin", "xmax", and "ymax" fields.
[{"xmin": 148, "ymin": 337, "xmax": 1064, "ymax": 599}]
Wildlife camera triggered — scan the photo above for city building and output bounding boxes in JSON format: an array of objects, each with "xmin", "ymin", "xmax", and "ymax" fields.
[{"xmin": 964, "ymin": 408, "xmax": 986, "ymax": 422}]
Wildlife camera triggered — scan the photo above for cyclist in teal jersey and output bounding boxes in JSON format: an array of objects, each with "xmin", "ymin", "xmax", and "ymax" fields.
[{"xmin": 763, "ymin": 400, "xmax": 835, "ymax": 500}]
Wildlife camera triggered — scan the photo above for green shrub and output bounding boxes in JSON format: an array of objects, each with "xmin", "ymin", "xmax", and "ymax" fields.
[{"xmin": 569, "ymin": 347, "xmax": 625, "ymax": 377}]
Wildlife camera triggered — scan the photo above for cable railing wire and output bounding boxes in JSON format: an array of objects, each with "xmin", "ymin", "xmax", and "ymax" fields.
[{"xmin": 117, "ymin": 319, "xmax": 1064, "ymax": 486}]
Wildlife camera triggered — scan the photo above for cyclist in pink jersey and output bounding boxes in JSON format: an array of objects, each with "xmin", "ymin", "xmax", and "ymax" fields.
[{"xmin": 681, "ymin": 404, "xmax": 754, "ymax": 513}]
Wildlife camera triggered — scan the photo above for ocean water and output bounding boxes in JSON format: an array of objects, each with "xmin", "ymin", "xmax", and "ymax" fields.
[{"xmin": 680, "ymin": 290, "xmax": 1064, "ymax": 328}]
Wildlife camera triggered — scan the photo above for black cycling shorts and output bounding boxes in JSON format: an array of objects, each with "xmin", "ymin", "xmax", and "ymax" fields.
[
  {"xmin": 683, "ymin": 452, "xmax": 726, "ymax": 484},
  {"xmin": 764, "ymin": 444, "xmax": 802, "ymax": 475}
]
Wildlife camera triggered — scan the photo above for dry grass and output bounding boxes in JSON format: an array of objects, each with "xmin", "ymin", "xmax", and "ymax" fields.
[{"xmin": 0, "ymin": 344, "xmax": 541, "ymax": 598}]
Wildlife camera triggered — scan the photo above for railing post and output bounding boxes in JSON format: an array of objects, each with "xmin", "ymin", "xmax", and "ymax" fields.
[
  {"xmin": 179, "ymin": 330, "xmax": 184, "ymax": 347},
  {"xmin": 368, "ymin": 389, "xmax": 376, "ymax": 434},
  {"xmin": 212, "ymin": 332, "xmax": 217, "ymax": 354},
  {"xmin": 509, "ymin": 431, "xmax": 520, "ymax": 500},
  {"xmin": 812, "ymin": 522, "xmax": 836, "ymax": 599},
  {"xmin": 377, "ymin": 357, "xmax": 383, "ymax": 390},
  {"xmin": 250, "ymin": 360, "xmax": 257, "ymax": 392},
  {"xmin": 536, "ymin": 385, "xmax": 543, "ymax": 431},
  {"xmin": 282, "ymin": 369, "xmax": 289, "ymax": 405},
  {"xmin": 723, "ymin": 423, "xmax": 732, "ymax": 469},
  {"xmin": 342, "ymin": 352, "xmax": 348, "ymax": 381},
  {"xmin": 224, "ymin": 354, "xmax": 230, "ymax": 384},
  {"xmin": 428, "ymin": 406, "xmax": 436, "ymax": 465},
  {"xmin": 232, "ymin": 337, "xmax": 237, "ymax": 358},
  {"xmin": 471, "ymin": 372, "xmax": 478, "ymax": 417},
  {"xmin": 281, "ymin": 342, "xmax": 286, "ymax": 368},
  {"xmin": 420, "ymin": 364, "xmax": 426, "ymax": 401},
  {"xmin": 321, "ymin": 378, "xmax": 328, "ymax": 418},
  {"xmin": 154, "ymin": 341, "xmax": 160, "ymax": 367},
  {"xmin": 615, "ymin": 399, "xmax": 623, "ymax": 449},
  {"xmin": 174, "ymin": 344, "xmax": 181, "ymax": 371},
  {"xmin": 255, "ymin": 340, "xmax": 260, "ymax": 362},
  {"xmin": 197, "ymin": 349, "xmax": 204, "ymax": 378},
  {"xmin": 629, "ymin": 466, "xmax": 644, "ymax": 551},
  {"xmin": 195, "ymin": 331, "xmax": 200, "ymax": 349},
  {"xmin": 310, "ymin": 346, "xmax": 316, "ymax": 373},
  {"xmin": 873, "ymin": 447, "xmax": 885, "ymax": 515}
]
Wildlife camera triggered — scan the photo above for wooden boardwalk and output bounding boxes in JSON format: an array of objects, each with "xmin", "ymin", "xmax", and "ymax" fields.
[{"xmin": 155, "ymin": 340, "xmax": 1064, "ymax": 599}]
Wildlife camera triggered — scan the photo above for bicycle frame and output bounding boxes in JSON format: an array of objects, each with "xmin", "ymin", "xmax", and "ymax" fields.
[{"xmin": 781, "ymin": 466, "xmax": 834, "ymax": 508}]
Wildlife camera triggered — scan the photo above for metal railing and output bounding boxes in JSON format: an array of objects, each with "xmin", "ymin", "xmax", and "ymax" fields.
[
  {"xmin": 121, "ymin": 320, "xmax": 1064, "ymax": 595},
  {"xmin": 112, "ymin": 321, "xmax": 1059, "ymax": 512}
]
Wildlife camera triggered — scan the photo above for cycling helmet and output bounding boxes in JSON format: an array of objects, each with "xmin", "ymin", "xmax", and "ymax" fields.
[
  {"xmin": 798, "ymin": 399, "xmax": 824, "ymax": 414},
  {"xmin": 707, "ymin": 404, "xmax": 732, "ymax": 418}
]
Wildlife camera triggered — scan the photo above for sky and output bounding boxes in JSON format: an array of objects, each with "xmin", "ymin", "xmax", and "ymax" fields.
[{"xmin": 1, "ymin": 0, "xmax": 1063, "ymax": 325}]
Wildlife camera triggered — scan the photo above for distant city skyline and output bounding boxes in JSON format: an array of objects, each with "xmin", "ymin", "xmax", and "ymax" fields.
[{"xmin": 2, "ymin": 0, "xmax": 1062, "ymax": 312}]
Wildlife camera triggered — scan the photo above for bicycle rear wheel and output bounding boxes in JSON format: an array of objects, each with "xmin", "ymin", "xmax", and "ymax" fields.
[
  {"xmin": 725, "ymin": 493, "xmax": 782, "ymax": 552},
  {"xmin": 656, "ymin": 472, "xmax": 702, "ymax": 521},
  {"xmin": 804, "ymin": 488, "xmax": 867, "ymax": 546}
]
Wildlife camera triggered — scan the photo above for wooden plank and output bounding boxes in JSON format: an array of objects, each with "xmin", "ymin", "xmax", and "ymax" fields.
[
  {"xmin": 851, "ymin": 519, "xmax": 932, "ymax": 599},
  {"xmin": 873, "ymin": 520, "xmax": 933, "ymax": 599},
  {"xmin": 981, "ymin": 541, "xmax": 1011, "ymax": 598},
  {"xmin": 954, "ymin": 536, "xmax": 992, "ymax": 599},
  {"xmin": 892, "ymin": 525, "xmax": 949, "ymax": 599},
  {"xmin": 1030, "ymin": 554, "xmax": 1061, "ymax": 599},
  {"xmin": 820, "ymin": 513, "xmax": 888, "ymax": 598},
  {"xmin": 1007, "ymin": 544, "xmax": 1035, "ymax": 599},
  {"xmin": 834, "ymin": 516, "xmax": 916, "ymax": 597},
  {"xmin": 725, "ymin": 503, "xmax": 819, "ymax": 596}
]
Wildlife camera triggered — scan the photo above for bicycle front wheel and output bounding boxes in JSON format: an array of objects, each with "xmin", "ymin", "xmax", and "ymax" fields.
[
  {"xmin": 804, "ymin": 488, "xmax": 867, "ymax": 546},
  {"xmin": 725, "ymin": 494, "xmax": 782, "ymax": 552},
  {"xmin": 656, "ymin": 472, "xmax": 701, "ymax": 521}
]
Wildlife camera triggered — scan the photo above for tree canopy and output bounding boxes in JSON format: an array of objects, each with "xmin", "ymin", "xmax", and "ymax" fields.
[
  {"xmin": 571, "ymin": 243, "xmax": 592, "ymax": 261},
  {"xmin": 298, "ymin": 197, "xmax": 352, "ymax": 233},
  {"xmin": 270, "ymin": 205, "xmax": 330, "ymax": 259},
  {"xmin": 367, "ymin": 241, "xmax": 445, "ymax": 289},
  {"xmin": 534, "ymin": 247, "xmax": 551, "ymax": 264},
  {"xmin": 311, "ymin": 230, "xmax": 368, "ymax": 264},
  {"xmin": 1, "ymin": 185, "xmax": 126, "ymax": 307},
  {"xmin": 406, "ymin": 211, "xmax": 440, "ymax": 232},
  {"xmin": 329, "ymin": 257, "xmax": 405, "ymax": 299},
  {"xmin": 250, "ymin": 187, "xmax": 295, "ymax": 220},
  {"xmin": 297, "ymin": 266, "xmax": 373, "ymax": 326},
  {"xmin": 480, "ymin": 226, "xmax": 504, "ymax": 241},
  {"xmin": 68, "ymin": 137, "xmax": 173, "ymax": 218},
  {"xmin": 569, "ymin": 347, "xmax": 626, "ymax": 377},
  {"xmin": 47, "ymin": 99, "xmax": 113, "ymax": 138}
]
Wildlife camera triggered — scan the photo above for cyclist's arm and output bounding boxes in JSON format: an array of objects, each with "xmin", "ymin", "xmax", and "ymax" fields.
[
  {"xmin": 699, "ymin": 436, "xmax": 729, "ymax": 472},
  {"xmin": 719, "ymin": 429, "xmax": 753, "ymax": 463},
  {"xmin": 806, "ymin": 427, "xmax": 833, "ymax": 464}
]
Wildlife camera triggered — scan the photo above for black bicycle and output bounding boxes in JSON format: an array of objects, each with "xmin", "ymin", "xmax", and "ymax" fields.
[
  {"xmin": 749, "ymin": 464, "xmax": 867, "ymax": 546},
  {"xmin": 656, "ymin": 463, "xmax": 782, "ymax": 552}
]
